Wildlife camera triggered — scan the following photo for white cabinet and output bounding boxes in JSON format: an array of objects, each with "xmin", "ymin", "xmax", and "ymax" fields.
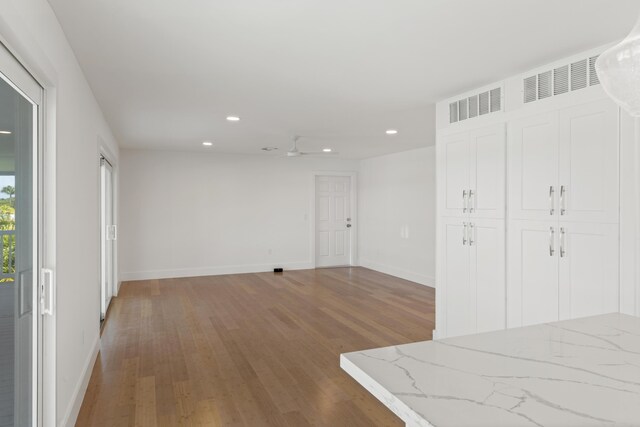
[
  {"xmin": 439, "ymin": 124, "xmax": 505, "ymax": 219},
  {"xmin": 559, "ymin": 101, "xmax": 619, "ymax": 223},
  {"xmin": 509, "ymin": 99, "xmax": 618, "ymax": 223},
  {"xmin": 507, "ymin": 220, "xmax": 560, "ymax": 327},
  {"xmin": 558, "ymin": 223, "xmax": 619, "ymax": 320},
  {"xmin": 440, "ymin": 217, "xmax": 505, "ymax": 337},
  {"xmin": 508, "ymin": 220, "xmax": 619, "ymax": 328},
  {"xmin": 508, "ymin": 113, "xmax": 559, "ymax": 221}
]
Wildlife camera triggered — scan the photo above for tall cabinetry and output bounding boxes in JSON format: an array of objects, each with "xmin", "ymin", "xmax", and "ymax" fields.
[
  {"xmin": 437, "ymin": 124, "xmax": 506, "ymax": 337},
  {"xmin": 507, "ymin": 98, "xmax": 619, "ymax": 327},
  {"xmin": 436, "ymin": 95, "xmax": 621, "ymax": 339}
]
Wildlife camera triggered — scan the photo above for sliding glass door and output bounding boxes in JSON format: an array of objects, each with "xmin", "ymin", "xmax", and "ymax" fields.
[
  {"xmin": 100, "ymin": 157, "xmax": 115, "ymax": 320},
  {"xmin": 0, "ymin": 43, "xmax": 43, "ymax": 427}
]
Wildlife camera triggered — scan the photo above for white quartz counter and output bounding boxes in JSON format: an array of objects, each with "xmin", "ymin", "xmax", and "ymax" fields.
[{"xmin": 340, "ymin": 313, "xmax": 640, "ymax": 427}]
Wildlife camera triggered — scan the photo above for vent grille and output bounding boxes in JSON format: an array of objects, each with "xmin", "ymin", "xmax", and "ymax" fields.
[
  {"xmin": 524, "ymin": 54, "xmax": 601, "ymax": 104},
  {"xmin": 553, "ymin": 66, "xmax": 569, "ymax": 95},
  {"xmin": 589, "ymin": 56, "xmax": 600, "ymax": 86},
  {"xmin": 571, "ymin": 59, "xmax": 588, "ymax": 91},
  {"xmin": 449, "ymin": 102, "xmax": 458, "ymax": 123},
  {"xmin": 479, "ymin": 91, "xmax": 490, "ymax": 115},
  {"xmin": 468, "ymin": 95, "xmax": 478, "ymax": 118},
  {"xmin": 538, "ymin": 71, "xmax": 552, "ymax": 100},
  {"xmin": 458, "ymin": 98, "xmax": 468, "ymax": 121},
  {"xmin": 448, "ymin": 86, "xmax": 502, "ymax": 125}
]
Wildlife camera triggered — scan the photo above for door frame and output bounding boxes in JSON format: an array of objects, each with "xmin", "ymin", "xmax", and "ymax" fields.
[
  {"xmin": 310, "ymin": 171, "xmax": 358, "ymax": 268},
  {"xmin": 0, "ymin": 15, "xmax": 58, "ymax": 427},
  {"xmin": 98, "ymin": 151, "xmax": 117, "ymax": 320}
]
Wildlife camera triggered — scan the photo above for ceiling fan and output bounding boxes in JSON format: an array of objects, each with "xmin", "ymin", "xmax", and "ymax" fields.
[{"xmin": 286, "ymin": 136, "xmax": 338, "ymax": 157}]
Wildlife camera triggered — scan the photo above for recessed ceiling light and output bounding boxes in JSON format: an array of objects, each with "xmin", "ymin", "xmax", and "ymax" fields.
[
  {"xmin": 0, "ymin": 131, "xmax": 11, "ymax": 135},
  {"xmin": 386, "ymin": 129, "xmax": 398, "ymax": 135},
  {"xmin": 202, "ymin": 141, "xmax": 213, "ymax": 146},
  {"xmin": 226, "ymin": 116, "xmax": 240, "ymax": 122},
  {"xmin": 261, "ymin": 147, "xmax": 278, "ymax": 151},
  {"xmin": 323, "ymin": 148, "xmax": 332, "ymax": 152}
]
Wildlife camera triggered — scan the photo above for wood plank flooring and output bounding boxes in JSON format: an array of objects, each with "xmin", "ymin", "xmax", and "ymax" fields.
[{"xmin": 76, "ymin": 267, "xmax": 435, "ymax": 426}]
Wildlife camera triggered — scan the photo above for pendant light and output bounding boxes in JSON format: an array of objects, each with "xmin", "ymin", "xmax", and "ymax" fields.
[{"xmin": 596, "ymin": 15, "xmax": 640, "ymax": 116}]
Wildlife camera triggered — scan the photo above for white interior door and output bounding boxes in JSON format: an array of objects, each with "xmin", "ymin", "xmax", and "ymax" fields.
[
  {"xmin": 100, "ymin": 158, "xmax": 115, "ymax": 320},
  {"xmin": 508, "ymin": 112, "xmax": 559, "ymax": 221},
  {"xmin": 315, "ymin": 176, "xmax": 352, "ymax": 268},
  {"xmin": 0, "ymin": 41, "xmax": 44, "ymax": 427},
  {"xmin": 440, "ymin": 217, "xmax": 472, "ymax": 337},
  {"xmin": 439, "ymin": 131, "xmax": 470, "ymax": 217},
  {"xmin": 558, "ymin": 99, "xmax": 619, "ymax": 223},
  {"xmin": 470, "ymin": 218, "xmax": 505, "ymax": 333},
  {"xmin": 469, "ymin": 124, "xmax": 505, "ymax": 219},
  {"xmin": 507, "ymin": 220, "xmax": 559, "ymax": 327},
  {"xmin": 558, "ymin": 222, "xmax": 619, "ymax": 320}
]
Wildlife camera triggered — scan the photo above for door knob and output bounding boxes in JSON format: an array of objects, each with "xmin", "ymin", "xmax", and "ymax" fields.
[{"xmin": 346, "ymin": 224, "xmax": 352, "ymax": 228}]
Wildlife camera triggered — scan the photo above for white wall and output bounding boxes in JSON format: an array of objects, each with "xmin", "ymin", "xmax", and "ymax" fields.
[
  {"xmin": 358, "ymin": 147, "xmax": 436, "ymax": 286},
  {"xmin": 120, "ymin": 149, "xmax": 359, "ymax": 280},
  {"xmin": 0, "ymin": 1, "xmax": 120, "ymax": 425}
]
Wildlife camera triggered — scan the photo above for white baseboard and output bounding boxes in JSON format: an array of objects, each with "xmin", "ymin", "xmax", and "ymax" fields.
[
  {"xmin": 359, "ymin": 259, "xmax": 435, "ymax": 288},
  {"xmin": 61, "ymin": 336, "xmax": 100, "ymax": 427},
  {"xmin": 121, "ymin": 261, "xmax": 315, "ymax": 281}
]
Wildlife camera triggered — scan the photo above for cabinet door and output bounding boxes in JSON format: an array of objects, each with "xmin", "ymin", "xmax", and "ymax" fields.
[
  {"xmin": 558, "ymin": 99, "xmax": 619, "ymax": 223},
  {"xmin": 469, "ymin": 218, "xmax": 506, "ymax": 333},
  {"xmin": 439, "ymin": 217, "xmax": 472, "ymax": 337},
  {"xmin": 558, "ymin": 222, "xmax": 619, "ymax": 320},
  {"xmin": 469, "ymin": 124, "xmax": 506, "ymax": 219},
  {"xmin": 439, "ymin": 131, "xmax": 470, "ymax": 217},
  {"xmin": 507, "ymin": 220, "xmax": 559, "ymax": 328},
  {"xmin": 508, "ymin": 113, "xmax": 559, "ymax": 221}
]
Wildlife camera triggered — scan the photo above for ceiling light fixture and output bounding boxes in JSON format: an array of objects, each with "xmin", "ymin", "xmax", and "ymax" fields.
[
  {"xmin": 0, "ymin": 131, "xmax": 12, "ymax": 135},
  {"xmin": 322, "ymin": 148, "xmax": 332, "ymax": 152},
  {"xmin": 386, "ymin": 129, "xmax": 398, "ymax": 135},
  {"xmin": 202, "ymin": 141, "xmax": 213, "ymax": 146},
  {"xmin": 597, "ymin": 13, "xmax": 640, "ymax": 116},
  {"xmin": 226, "ymin": 116, "xmax": 240, "ymax": 122}
]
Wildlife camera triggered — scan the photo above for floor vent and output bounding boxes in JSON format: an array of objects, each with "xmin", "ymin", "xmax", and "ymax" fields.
[
  {"xmin": 449, "ymin": 86, "xmax": 502, "ymax": 124},
  {"xmin": 524, "ymin": 55, "xmax": 600, "ymax": 104}
]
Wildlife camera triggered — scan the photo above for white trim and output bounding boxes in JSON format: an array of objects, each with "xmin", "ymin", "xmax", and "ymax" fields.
[
  {"xmin": 310, "ymin": 171, "xmax": 359, "ymax": 268},
  {"xmin": 0, "ymin": 15, "xmax": 58, "ymax": 426},
  {"xmin": 98, "ymin": 139, "xmax": 120, "ymax": 295},
  {"xmin": 359, "ymin": 259, "xmax": 435, "ymax": 288},
  {"xmin": 121, "ymin": 261, "xmax": 315, "ymax": 281},
  {"xmin": 60, "ymin": 336, "xmax": 99, "ymax": 427}
]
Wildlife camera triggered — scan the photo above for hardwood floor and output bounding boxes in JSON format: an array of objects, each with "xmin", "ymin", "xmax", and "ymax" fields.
[{"xmin": 76, "ymin": 267, "xmax": 435, "ymax": 427}]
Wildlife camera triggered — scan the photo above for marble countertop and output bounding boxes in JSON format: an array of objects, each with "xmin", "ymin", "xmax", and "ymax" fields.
[{"xmin": 340, "ymin": 313, "xmax": 640, "ymax": 427}]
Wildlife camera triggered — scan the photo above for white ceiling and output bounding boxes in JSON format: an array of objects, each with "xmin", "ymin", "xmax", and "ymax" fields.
[{"xmin": 47, "ymin": 0, "xmax": 640, "ymax": 159}]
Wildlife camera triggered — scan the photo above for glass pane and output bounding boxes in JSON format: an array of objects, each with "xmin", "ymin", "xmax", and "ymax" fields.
[{"xmin": 0, "ymin": 72, "xmax": 35, "ymax": 426}]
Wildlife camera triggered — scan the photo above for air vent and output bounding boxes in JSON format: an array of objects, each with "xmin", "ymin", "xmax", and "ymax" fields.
[
  {"xmin": 479, "ymin": 91, "xmax": 490, "ymax": 115},
  {"xmin": 448, "ymin": 86, "xmax": 502, "ymax": 125},
  {"xmin": 490, "ymin": 88, "xmax": 501, "ymax": 112},
  {"xmin": 538, "ymin": 71, "xmax": 552, "ymax": 100},
  {"xmin": 458, "ymin": 98, "xmax": 468, "ymax": 121},
  {"xmin": 589, "ymin": 55, "xmax": 600, "ymax": 86},
  {"xmin": 553, "ymin": 65, "xmax": 569, "ymax": 95},
  {"xmin": 571, "ymin": 59, "xmax": 588, "ymax": 91},
  {"xmin": 524, "ymin": 76, "xmax": 537, "ymax": 103},
  {"xmin": 523, "ymin": 54, "xmax": 601, "ymax": 104},
  {"xmin": 468, "ymin": 95, "xmax": 478, "ymax": 118},
  {"xmin": 449, "ymin": 102, "xmax": 458, "ymax": 123}
]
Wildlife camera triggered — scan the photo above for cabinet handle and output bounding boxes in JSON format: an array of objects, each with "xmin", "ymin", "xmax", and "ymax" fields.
[
  {"xmin": 549, "ymin": 227, "xmax": 555, "ymax": 256},
  {"xmin": 468, "ymin": 223, "xmax": 474, "ymax": 246},
  {"xmin": 462, "ymin": 190, "xmax": 468, "ymax": 213},
  {"xmin": 462, "ymin": 222, "xmax": 467, "ymax": 246},
  {"xmin": 560, "ymin": 185, "xmax": 565, "ymax": 215},
  {"xmin": 560, "ymin": 227, "xmax": 566, "ymax": 258},
  {"xmin": 549, "ymin": 186, "xmax": 555, "ymax": 216},
  {"xmin": 469, "ymin": 190, "xmax": 475, "ymax": 213}
]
